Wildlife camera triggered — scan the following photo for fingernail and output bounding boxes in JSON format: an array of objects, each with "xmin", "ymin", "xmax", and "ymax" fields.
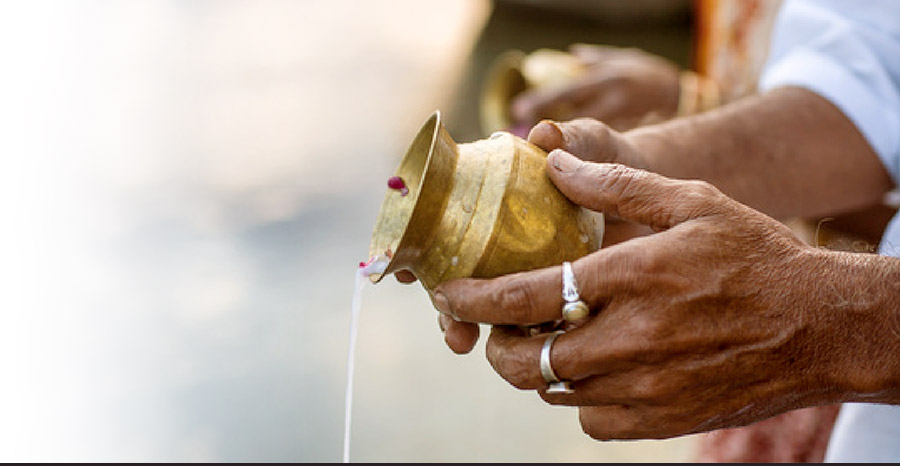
[
  {"xmin": 433, "ymin": 291, "xmax": 450, "ymax": 314},
  {"xmin": 550, "ymin": 149, "xmax": 581, "ymax": 173},
  {"xmin": 538, "ymin": 119, "xmax": 562, "ymax": 133},
  {"xmin": 528, "ymin": 120, "xmax": 564, "ymax": 147}
]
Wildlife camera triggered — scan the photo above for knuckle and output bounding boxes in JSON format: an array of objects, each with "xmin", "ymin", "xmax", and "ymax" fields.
[
  {"xmin": 597, "ymin": 163, "xmax": 645, "ymax": 205},
  {"xmin": 627, "ymin": 313, "xmax": 666, "ymax": 343},
  {"xmin": 659, "ymin": 179, "xmax": 724, "ymax": 225},
  {"xmin": 680, "ymin": 179, "xmax": 722, "ymax": 207},
  {"xmin": 630, "ymin": 372, "xmax": 666, "ymax": 403},
  {"xmin": 492, "ymin": 277, "xmax": 540, "ymax": 324},
  {"xmin": 588, "ymin": 119, "xmax": 613, "ymax": 144},
  {"xmin": 623, "ymin": 247, "xmax": 663, "ymax": 276},
  {"xmin": 486, "ymin": 339, "xmax": 534, "ymax": 389},
  {"xmin": 596, "ymin": 162, "xmax": 632, "ymax": 188},
  {"xmin": 564, "ymin": 118, "xmax": 615, "ymax": 159}
]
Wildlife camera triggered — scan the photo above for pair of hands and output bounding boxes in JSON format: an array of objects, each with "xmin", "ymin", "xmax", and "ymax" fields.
[{"xmin": 398, "ymin": 119, "xmax": 840, "ymax": 439}]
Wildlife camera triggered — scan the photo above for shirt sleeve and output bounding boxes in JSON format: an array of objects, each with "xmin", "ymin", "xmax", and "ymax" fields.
[{"xmin": 758, "ymin": 0, "xmax": 900, "ymax": 184}]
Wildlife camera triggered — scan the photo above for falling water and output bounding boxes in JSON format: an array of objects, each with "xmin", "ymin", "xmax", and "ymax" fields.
[{"xmin": 343, "ymin": 256, "xmax": 390, "ymax": 463}]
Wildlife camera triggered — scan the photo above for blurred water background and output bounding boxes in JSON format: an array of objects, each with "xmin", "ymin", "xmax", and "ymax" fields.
[{"xmin": 0, "ymin": 0, "xmax": 698, "ymax": 461}]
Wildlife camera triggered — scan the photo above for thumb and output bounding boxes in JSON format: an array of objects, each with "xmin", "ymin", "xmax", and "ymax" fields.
[
  {"xmin": 546, "ymin": 149, "xmax": 727, "ymax": 230},
  {"xmin": 528, "ymin": 118, "xmax": 643, "ymax": 168}
]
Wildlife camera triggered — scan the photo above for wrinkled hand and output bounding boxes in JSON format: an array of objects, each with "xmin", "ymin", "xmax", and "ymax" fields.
[
  {"xmin": 511, "ymin": 45, "xmax": 680, "ymax": 131},
  {"xmin": 431, "ymin": 149, "xmax": 839, "ymax": 440}
]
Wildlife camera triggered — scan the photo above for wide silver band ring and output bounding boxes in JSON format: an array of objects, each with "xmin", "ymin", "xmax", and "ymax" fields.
[{"xmin": 540, "ymin": 331, "xmax": 573, "ymax": 394}]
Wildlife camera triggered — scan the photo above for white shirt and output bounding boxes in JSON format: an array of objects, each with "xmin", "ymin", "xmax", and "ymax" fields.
[{"xmin": 758, "ymin": 0, "xmax": 900, "ymax": 461}]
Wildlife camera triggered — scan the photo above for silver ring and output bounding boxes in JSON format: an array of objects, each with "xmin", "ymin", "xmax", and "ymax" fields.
[
  {"xmin": 561, "ymin": 261, "xmax": 590, "ymax": 322},
  {"xmin": 540, "ymin": 331, "xmax": 573, "ymax": 394}
]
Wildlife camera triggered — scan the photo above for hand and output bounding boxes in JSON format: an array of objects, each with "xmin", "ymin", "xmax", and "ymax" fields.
[
  {"xmin": 431, "ymin": 149, "xmax": 846, "ymax": 439},
  {"xmin": 511, "ymin": 45, "xmax": 680, "ymax": 131},
  {"xmin": 527, "ymin": 118, "xmax": 655, "ymax": 249}
]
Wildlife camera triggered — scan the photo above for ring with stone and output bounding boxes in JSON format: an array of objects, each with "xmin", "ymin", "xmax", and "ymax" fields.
[
  {"xmin": 561, "ymin": 261, "xmax": 590, "ymax": 322},
  {"xmin": 540, "ymin": 331, "xmax": 573, "ymax": 394}
]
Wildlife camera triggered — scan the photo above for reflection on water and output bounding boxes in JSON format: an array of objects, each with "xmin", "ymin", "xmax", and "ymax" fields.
[{"xmin": 0, "ymin": 0, "xmax": 695, "ymax": 461}]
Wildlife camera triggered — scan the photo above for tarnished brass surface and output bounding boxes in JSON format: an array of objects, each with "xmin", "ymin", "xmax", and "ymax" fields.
[
  {"xmin": 479, "ymin": 48, "xmax": 586, "ymax": 136},
  {"xmin": 368, "ymin": 111, "xmax": 603, "ymax": 293}
]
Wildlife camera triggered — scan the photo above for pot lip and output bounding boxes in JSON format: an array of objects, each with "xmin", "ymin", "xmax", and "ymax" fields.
[
  {"xmin": 367, "ymin": 110, "xmax": 443, "ymax": 284},
  {"xmin": 479, "ymin": 49, "xmax": 526, "ymax": 136}
]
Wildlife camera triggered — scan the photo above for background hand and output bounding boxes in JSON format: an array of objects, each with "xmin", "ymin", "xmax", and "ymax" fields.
[{"xmin": 511, "ymin": 45, "xmax": 680, "ymax": 131}]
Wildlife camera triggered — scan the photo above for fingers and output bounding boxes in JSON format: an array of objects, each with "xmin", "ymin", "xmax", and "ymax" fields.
[
  {"xmin": 526, "ymin": 119, "xmax": 565, "ymax": 151},
  {"xmin": 485, "ymin": 325, "xmax": 592, "ymax": 391},
  {"xmin": 539, "ymin": 362, "xmax": 674, "ymax": 408},
  {"xmin": 577, "ymin": 405, "xmax": 663, "ymax": 440},
  {"xmin": 394, "ymin": 270, "xmax": 417, "ymax": 283},
  {"xmin": 546, "ymin": 150, "xmax": 728, "ymax": 230},
  {"xmin": 481, "ymin": 320, "xmax": 700, "ymax": 440},
  {"xmin": 433, "ymin": 261, "xmax": 591, "ymax": 325},
  {"xmin": 527, "ymin": 118, "xmax": 634, "ymax": 166},
  {"xmin": 483, "ymin": 299, "xmax": 644, "ymax": 391},
  {"xmin": 483, "ymin": 325, "xmax": 549, "ymax": 389},
  {"xmin": 511, "ymin": 83, "xmax": 588, "ymax": 124},
  {"xmin": 432, "ymin": 233, "xmax": 656, "ymax": 326},
  {"xmin": 577, "ymin": 404, "xmax": 707, "ymax": 440},
  {"xmin": 438, "ymin": 313, "xmax": 479, "ymax": 354}
]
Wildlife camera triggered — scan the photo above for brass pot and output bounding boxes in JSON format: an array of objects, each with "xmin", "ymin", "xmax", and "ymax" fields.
[
  {"xmin": 479, "ymin": 48, "xmax": 586, "ymax": 136},
  {"xmin": 368, "ymin": 111, "xmax": 603, "ymax": 293}
]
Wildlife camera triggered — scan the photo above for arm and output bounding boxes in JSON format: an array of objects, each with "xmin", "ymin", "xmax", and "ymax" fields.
[
  {"xmin": 628, "ymin": 86, "xmax": 894, "ymax": 220},
  {"xmin": 541, "ymin": 87, "xmax": 894, "ymax": 221}
]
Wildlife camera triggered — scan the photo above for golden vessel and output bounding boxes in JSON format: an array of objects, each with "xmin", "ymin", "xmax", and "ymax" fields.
[
  {"xmin": 479, "ymin": 48, "xmax": 586, "ymax": 136},
  {"xmin": 368, "ymin": 111, "xmax": 603, "ymax": 293}
]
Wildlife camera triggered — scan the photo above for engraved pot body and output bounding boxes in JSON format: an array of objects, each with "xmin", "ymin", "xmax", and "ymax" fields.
[{"xmin": 369, "ymin": 111, "xmax": 603, "ymax": 293}]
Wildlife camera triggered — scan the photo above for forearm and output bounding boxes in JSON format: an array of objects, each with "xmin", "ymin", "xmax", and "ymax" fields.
[
  {"xmin": 625, "ymin": 86, "xmax": 894, "ymax": 219},
  {"xmin": 804, "ymin": 249, "xmax": 900, "ymax": 404}
]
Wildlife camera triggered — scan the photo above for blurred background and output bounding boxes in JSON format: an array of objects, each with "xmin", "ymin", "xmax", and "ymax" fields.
[{"xmin": 0, "ymin": 0, "xmax": 699, "ymax": 461}]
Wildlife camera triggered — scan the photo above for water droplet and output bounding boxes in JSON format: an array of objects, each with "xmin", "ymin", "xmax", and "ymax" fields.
[
  {"xmin": 489, "ymin": 131, "xmax": 506, "ymax": 140},
  {"xmin": 451, "ymin": 256, "xmax": 459, "ymax": 267}
]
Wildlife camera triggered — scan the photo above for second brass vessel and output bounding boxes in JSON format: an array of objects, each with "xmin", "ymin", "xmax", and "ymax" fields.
[{"xmin": 480, "ymin": 48, "xmax": 587, "ymax": 136}]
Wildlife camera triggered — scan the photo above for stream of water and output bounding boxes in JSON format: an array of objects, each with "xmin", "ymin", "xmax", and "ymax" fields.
[{"xmin": 343, "ymin": 257, "xmax": 390, "ymax": 463}]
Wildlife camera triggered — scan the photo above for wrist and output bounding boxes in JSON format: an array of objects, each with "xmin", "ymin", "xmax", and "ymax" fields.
[
  {"xmin": 809, "ymin": 250, "xmax": 900, "ymax": 403},
  {"xmin": 620, "ymin": 123, "xmax": 674, "ymax": 174}
]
